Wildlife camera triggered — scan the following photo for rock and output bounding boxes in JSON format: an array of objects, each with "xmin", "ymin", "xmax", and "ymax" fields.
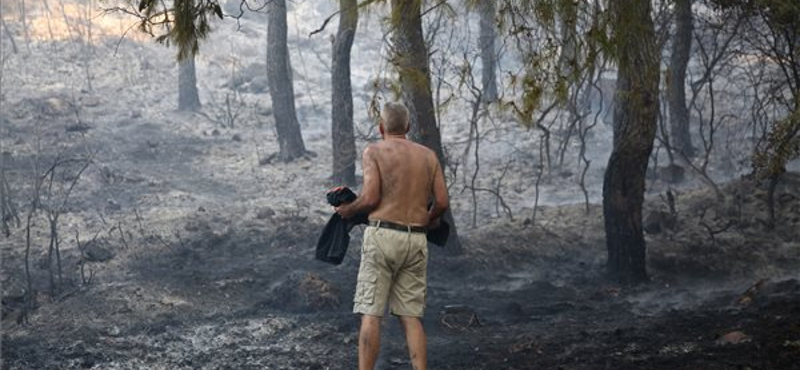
[
  {"xmin": 716, "ymin": 331, "xmax": 749, "ymax": 345},
  {"xmin": 2, "ymin": 282, "xmax": 27, "ymax": 305},
  {"xmin": 184, "ymin": 220, "xmax": 207, "ymax": 232},
  {"xmin": 84, "ymin": 243, "xmax": 114, "ymax": 262},
  {"xmin": 657, "ymin": 164, "xmax": 686, "ymax": 184},
  {"xmin": 257, "ymin": 107, "xmax": 273, "ymax": 117},
  {"xmin": 389, "ymin": 358, "xmax": 406, "ymax": 365},
  {"xmin": 65, "ymin": 123, "xmax": 92, "ymax": 133},
  {"xmin": 298, "ymin": 273, "xmax": 340, "ymax": 310},
  {"xmin": 159, "ymin": 295, "xmax": 188, "ymax": 307},
  {"xmin": 105, "ymin": 326, "xmax": 121, "ymax": 337},
  {"xmin": 248, "ymin": 75, "xmax": 269, "ymax": 94},
  {"xmin": 212, "ymin": 129, "xmax": 220, "ymax": 136},
  {"xmin": 784, "ymin": 340, "xmax": 800, "ymax": 349},
  {"xmin": 270, "ymin": 272, "xmax": 341, "ymax": 312},
  {"xmin": 232, "ymin": 134, "xmax": 243, "ymax": 142},
  {"xmin": 43, "ymin": 97, "xmax": 71, "ymax": 116},
  {"xmin": 106, "ymin": 200, "xmax": 121, "ymax": 212},
  {"xmin": 222, "ymin": 62, "xmax": 268, "ymax": 92},
  {"xmin": 256, "ymin": 208, "xmax": 275, "ymax": 220},
  {"xmin": 81, "ymin": 96, "xmax": 101, "ymax": 108},
  {"xmin": 644, "ymin": 210, "xmax": 676, "ymax": 234}
]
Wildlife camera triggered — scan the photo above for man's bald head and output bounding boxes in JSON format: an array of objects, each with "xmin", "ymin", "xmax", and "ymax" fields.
[{"xmin": 381, "ymin": 102, "xmax": 410, "ymax": 135}]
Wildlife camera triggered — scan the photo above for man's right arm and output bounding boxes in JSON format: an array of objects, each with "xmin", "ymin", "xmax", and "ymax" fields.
[
  {"xmin": 335, "ymin": 146, "xmax": 381, "ymax": 219},
  {"xmin": 428, "ymin": 155, "xmax": 448, "ymax": 227}
]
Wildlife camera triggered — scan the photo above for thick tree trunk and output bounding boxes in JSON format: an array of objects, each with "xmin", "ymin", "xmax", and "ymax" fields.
[
  {"xmin": 478, "ymin": 0, "xmax": 498, "ymax": 103},
  {"xmin": 390, "ymin": 0, "xmax": 462, "ymax": 254},
  {"xmin": 668, "ymin": 0, "xmax": 695, "ymax": 158},
  {"xmin": 331, "ymin": 0, "xmax": 358, "ymax": 186},
  {"xmin": 178, "ymin": 56, "xmax": 201, "ymax": 111},
  {"xmin": 267, "ymin": 0, "xmax": 307, "ymax": 162},
  {"xmin": 603, "ymin": 0, "xmax": 660, "ymax": 284}
]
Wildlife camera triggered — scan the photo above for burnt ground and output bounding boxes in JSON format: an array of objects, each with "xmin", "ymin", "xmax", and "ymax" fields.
[{"xmin": 3, "ymin": 176, "xmax": 800, "ymax": 370}]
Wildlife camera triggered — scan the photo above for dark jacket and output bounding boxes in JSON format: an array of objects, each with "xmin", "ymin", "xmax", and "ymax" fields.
[
  {"xmin": 315, "ymin": 213, "xmax": 449, "ymax": 265},
  {"xmin": 315, "ymin": 186, "xmax": 449, "ymax": 265}
]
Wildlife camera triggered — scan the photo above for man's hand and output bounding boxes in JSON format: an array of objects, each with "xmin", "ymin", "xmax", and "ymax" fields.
[
  {"xmin": 427, "ymin": 216, "xmax": 441, "ymax": 230},
  {"xmin": 335, "ymin": 203, "xmax": 357, "ymax": 219}
]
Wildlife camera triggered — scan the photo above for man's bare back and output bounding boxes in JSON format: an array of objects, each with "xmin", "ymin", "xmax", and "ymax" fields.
[
  {"xmin": 335, "ymin": 130, "xmax": 447, "ymax": 230},
  {"xmin": 367, "ymin": 138, "xmax": 438, "ymax": 226},
  {"xmin": 333, "ymin": 102, "xmax": 447, "ymax": 370}
]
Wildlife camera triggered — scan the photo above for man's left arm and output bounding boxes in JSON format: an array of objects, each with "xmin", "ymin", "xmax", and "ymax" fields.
[{"xmin": 336, "ymin": 146, "xmax": 381, "ymax": 218}]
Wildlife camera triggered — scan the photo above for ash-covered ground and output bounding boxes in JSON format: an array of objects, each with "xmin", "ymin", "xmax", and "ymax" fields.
[{"xmin": 2, "ymin": 1, "xmax": 800, "ymax": 369}]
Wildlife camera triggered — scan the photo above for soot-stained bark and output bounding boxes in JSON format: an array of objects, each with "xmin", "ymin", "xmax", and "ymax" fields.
[
  {"xmin": 267, "ymin": 0, "xmax": 308, "ymax": 162},
  {"xmin": 603, "ymin": 0, "xmax": 660, "ymax": 284},
  {"xmin": 331, "ymin": 0, "xmax": 358, "ymax": 185}
]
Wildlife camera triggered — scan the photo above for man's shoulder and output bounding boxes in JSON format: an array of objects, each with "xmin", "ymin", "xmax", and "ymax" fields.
[
  {"xmin": 407, "ymin": 141, "xmax": 435, "ymax": 156},
  {"xmin": 417, "ymin": 145, "xmax": 439, "ymax": 164},
  {"xmin": 363, "ymin": 142, "xmax": 381, "ymax": 155},
  {"xmin": 370, "ymin": 139, "xmax": 435, "ymax": 158}
]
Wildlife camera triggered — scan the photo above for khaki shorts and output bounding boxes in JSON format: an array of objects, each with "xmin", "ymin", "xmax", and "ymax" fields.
[{"xmin": 353, "ymin": 226, "xmax": 428, "ymax": 317}]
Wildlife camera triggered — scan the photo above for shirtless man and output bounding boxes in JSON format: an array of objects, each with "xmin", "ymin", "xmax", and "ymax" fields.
[{"xmin": 335, "ymin": 102, "xmax": 448, "ymax": 370}]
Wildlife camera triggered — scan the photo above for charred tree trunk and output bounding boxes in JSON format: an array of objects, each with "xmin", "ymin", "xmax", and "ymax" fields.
[
  {"xmin": 19, "ymin": 0, "xmax": 31, "ymax": 52},
  {"xmin": 603, "ymin": 0, "xmax": 660, "ymax": 284},
  {"xmin": 331, "ymin": 0, "xmax": 358, "ymax": 186},
  {"xmin": 479, "ymin": 0, "xmax": 498, "ymax": 103},
  {"xmin": 1, "ymin": 17, "xmax": 19, "ymax": 54},
  {"xmin": 390, "ymin": 0, "xmax": 462, "ymax": 254},
  {"xmin": 766, "ymin": 173, "xmax": 780, "ymax": 229},
  {"xmin": 178, "ymin": 56, "xmax": 201, "ymax": 111},
  {"xmin": 668, "ymin": 0, "xmax": 695, "ymax": 158},
  {"xmin": 267, "ymin": 0, "xmax": 307, "ymax": 162}
]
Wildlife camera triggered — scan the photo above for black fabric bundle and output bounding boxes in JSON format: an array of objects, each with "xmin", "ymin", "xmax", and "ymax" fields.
[
  {"xmin": 326, "ymin": 186, "xmax": 357, "ymax": 206},
  {"xmin": 316, "ymin": 187, "xmax": 364, "ymax": 265},
  {"xmin": 316, "ymin": 186, "xmax": 449, "ymax": 265}
]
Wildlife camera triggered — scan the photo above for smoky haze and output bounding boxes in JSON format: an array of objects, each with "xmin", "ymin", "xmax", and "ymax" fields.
[{"xmin": 1, "ymin": 1, "xmax": 800, "ymax": 369}]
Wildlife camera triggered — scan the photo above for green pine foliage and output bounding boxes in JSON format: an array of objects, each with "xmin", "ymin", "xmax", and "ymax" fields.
[
  {"xmin": 136, "ymin": 0, "xmax": 223, "ymax": 61},
  {"xmin": 754, "ymin": 102, "xmax": 800, "ymax": 180},
  {"xmin": 496, "ymin": 0, "xmax": 612, "ymax": 127}
]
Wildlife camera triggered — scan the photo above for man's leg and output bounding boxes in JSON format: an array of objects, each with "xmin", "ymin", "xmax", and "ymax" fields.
[
  {"xmin": 359, "ymin": 314, "xmax": 382, "ymax": 370},
  {"xmin": 399, "ymin": 316, "xmax": 427, "ymax": 370}
]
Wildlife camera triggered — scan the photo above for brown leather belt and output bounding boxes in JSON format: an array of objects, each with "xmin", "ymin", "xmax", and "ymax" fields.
[{"xmin": 369, "ymin": 220, "xmax": 427, "ymax": 234}]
